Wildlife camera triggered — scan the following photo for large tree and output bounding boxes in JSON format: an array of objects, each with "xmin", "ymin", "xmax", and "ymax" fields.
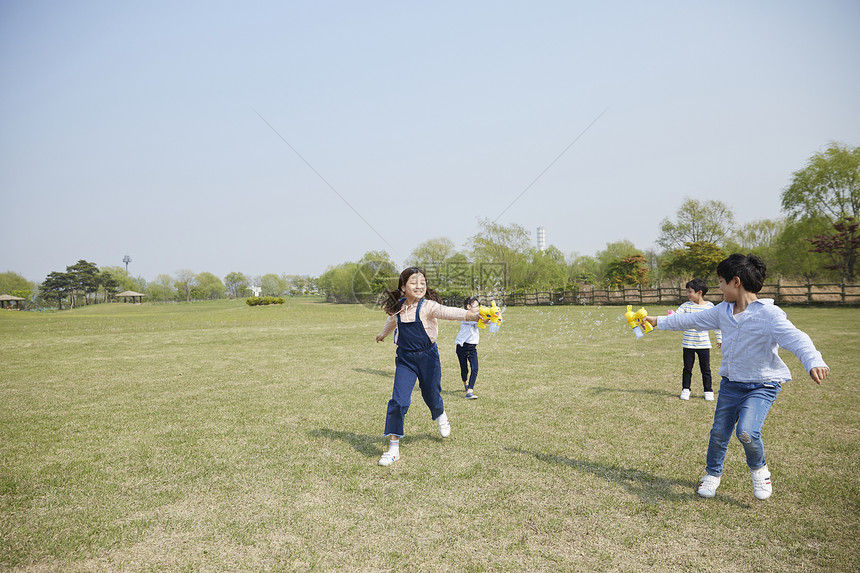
[
  {"xmin": 67, "ymin": 260, "xmax": 100, "ymax": 306},
  {"xmin": 224, "ymin": 272, "xmax": 249, "ymax": 298},
  {"xmin": 732, "ymin": 218, "xmax": 786, "ymax": 252},
  {"xmin": 406, "ymin": 237, "xmax": 458, "ymax": 267},
  {"xmin": 661, "ymin": 241, "xmax": 726, "ymax": 281},
  {"xmin": 525, "ymin": 245, "xmax": 569, "ymax": 290},
  {"xmin": 468, "ymin": 219, "xmax": 533, "ymax": 291},
  {"xmin": 657, "ymin": 198, "xmax": 735, "ymax": 251},
  {"xmin": 148, "ymin": 274, "xmax": 176, "ymax": 302},
  {"xmin": 568, "ymin": 253, "xmax": 600, "ymax": 285},
  {"xmin": 605, "ymin": 254, "xmax": 650, "ymax": 288},
  {"xmin": 196, "ymin": 272, "xmax": 225, "ymax": 300},
  {"xmin": 781, "ymin": 143, "xmax": 860, "ymax": 279},
  {"xmin": 261, "ymin": 273, "xmax": 287, "ymax": 296},
  {"xmin": 174, "ymin": 269, "xmax": 198, "ymax": 302},
  {"xmin": 770, "ymin": 218, "xmax": 831, "ymax": 280},
  {"xmin": 40, "ymin": 271, "xmax": 74, "ymax": 310},
  {"xmin": 595, "ymin": 240, "xmax": 643, "ymax": 285}
]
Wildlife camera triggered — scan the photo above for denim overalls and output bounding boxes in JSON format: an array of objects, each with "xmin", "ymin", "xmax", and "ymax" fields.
[{"xmin": 383, "ymin": 298, "xmax": 445, "ymax": 437}]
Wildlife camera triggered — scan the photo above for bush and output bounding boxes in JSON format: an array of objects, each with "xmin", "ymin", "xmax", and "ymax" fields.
[{"xmin": 246, "ymin": 296, "xmax": 285, "ymax": 306}]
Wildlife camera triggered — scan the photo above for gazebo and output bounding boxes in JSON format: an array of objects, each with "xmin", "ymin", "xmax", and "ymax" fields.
[
  {"xmin": 116, "ymin": 290, "xmax": 146, "ymax": 304},
  {"xmin": 0, "ymin": 294, "xmax": 26, "ymax": 310}
]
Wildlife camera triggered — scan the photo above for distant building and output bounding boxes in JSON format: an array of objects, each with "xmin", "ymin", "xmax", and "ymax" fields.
[
  {"xmin": 537, "ymin": 227, "xmax": 546, "ymax": 251},
  {"xmin": 249, "ymin": 285, "xmax": 262, "ymax": 297}
]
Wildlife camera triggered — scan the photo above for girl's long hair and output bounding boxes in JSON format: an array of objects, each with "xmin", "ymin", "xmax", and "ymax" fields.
[{"xmin": 381, "ymin": 267, "xmax": 442, "ymax": 315}]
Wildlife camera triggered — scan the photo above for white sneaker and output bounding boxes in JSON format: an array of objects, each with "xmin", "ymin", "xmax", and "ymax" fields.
[
  {"xmin": 751, "ymin": 466, "xmax": 772, "ymax": 500},
  {"xmin": 436, "ymin": 412, "xmax": 451, "ymax": 438},
  {"xmin": 465, "ymin": 391, "xmax": 477, "ymax": 400},
  {"xmin": 680, "ymin": 389, "xmax": 691, "ymax": 400},
  {"xmin": 378, "ymin": 450, "xmax": 399, "ymax": 466},
  {"xmin": 704, "ymin": 391, "xmax": 715, "ymax": 401},
  {"xmin": 698, "ymin": 474, "xmax": 721, "ymax": 498}
]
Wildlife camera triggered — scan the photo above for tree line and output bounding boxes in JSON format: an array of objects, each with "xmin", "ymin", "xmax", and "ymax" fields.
[
  {"xmin": 319, "ymin": 142, "xmax": 860, "ymax": 301},
  {"xmin": 2, "ymin": 142, "xmax": 857, "ymax": 309}
]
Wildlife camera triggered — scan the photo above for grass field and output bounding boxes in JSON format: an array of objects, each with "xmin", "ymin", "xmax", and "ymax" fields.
[{"xmin": 1, "ymin": 299, "xmax": 858, "ymax": 572}]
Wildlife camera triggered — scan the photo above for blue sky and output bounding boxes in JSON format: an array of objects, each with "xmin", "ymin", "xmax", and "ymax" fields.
[{"xmin": 1, "ymin": 1, "xmax": 858, "ymax": 284}]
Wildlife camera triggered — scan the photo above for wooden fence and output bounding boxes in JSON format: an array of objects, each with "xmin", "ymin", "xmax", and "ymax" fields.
[{"xmin": 494, "ymin": 280, "xmax": 860, "ymax": 307}]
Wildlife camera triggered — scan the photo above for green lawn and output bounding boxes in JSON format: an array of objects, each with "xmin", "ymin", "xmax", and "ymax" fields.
[{"xmin": 1, "ymin": 299, "xmax": 858, "ymax": 572}]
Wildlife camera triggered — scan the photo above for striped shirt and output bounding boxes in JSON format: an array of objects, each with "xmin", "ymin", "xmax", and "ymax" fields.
[
  {"xmin": 379, "ymin": 299, "xmax": 469, "ymax": 345},
  {"xmin": 677, "ymin": 301, "xmax": 722, "ymax": 349}
]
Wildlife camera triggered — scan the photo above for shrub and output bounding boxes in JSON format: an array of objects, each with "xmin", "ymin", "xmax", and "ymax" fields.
[{"xmin": 246, "ymin": 296, "xmax": 285, "ymax": 306}]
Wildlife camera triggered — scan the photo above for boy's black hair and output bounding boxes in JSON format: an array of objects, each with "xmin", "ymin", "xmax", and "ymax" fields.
[
  {"xmin": 685, "ymin": 278, "xmax": 708, "ymax": 295},
  {"xmin": 716, "ymin": 254, "xmax": 766, "ymax": 293},
  {"xmin": 463, "ymin": 296, "xmax": 479, "ymax": 309}
]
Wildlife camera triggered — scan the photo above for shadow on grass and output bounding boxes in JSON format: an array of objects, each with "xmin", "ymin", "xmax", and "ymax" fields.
[
  {"xmin": 507, "ymin": 447, "xmax": 748, "ymax": 507},
  {"xmin": 309, "ymin": 428, "xmax": 444, "ymax": 458},
  {"xmin": 590, "ymin": 386, "xmax": 677, "ymax": 398},
  {"xmin": 353, "ymin": 367, "xmax": 393, "ymax": 378}
]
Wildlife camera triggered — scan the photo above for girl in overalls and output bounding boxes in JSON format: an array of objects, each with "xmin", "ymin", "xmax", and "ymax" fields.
[{"xmin": 375, "ymin": 267, "xmax": 484, "ymax": 466}]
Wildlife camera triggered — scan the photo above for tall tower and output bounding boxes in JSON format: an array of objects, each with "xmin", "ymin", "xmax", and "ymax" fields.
[
  {"xmin": 123, "ymin": 255, "xmax": 132, "ymax": 273},
  {"xmin": 537, "ymin": 227, "xmax": 546, "ymax": 251}
]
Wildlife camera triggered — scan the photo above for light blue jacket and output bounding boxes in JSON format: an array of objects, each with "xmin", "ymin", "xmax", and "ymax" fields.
[{"xmin": 657, "ymin": 299, "xmax": 827, "ymax": 383}]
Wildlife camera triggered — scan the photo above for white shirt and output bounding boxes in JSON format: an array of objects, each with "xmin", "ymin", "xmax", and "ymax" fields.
[{"xmin": 455, "ymin": 321, "xmax": 480, "ymax": 346}]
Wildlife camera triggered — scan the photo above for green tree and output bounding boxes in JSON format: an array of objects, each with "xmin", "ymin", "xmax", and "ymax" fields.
[
  {"xmin": 468, "ymin": 219, "xmax": 532, "ymax": 291},
  {"xmin": 568, "ymin": 253, "xmax": 599, "ymax": 285},
  {"xmin": 596, "ymin": 241, "xmax": 643, "ymax": 286},
  {"xmin": 40, "ymin": 271, "xmax": 74, "ymax": 309},
  {"xmin": 284, "ymin": 275, "xmax": 315, "ymax": 296},
  {"xmin": 318, "ymin": 262, "xmax": 361, "ymax": 303},
  {"xmin": 224, "ymin": 272, "xmax": 249, "ymax": 298},
  {"xmin": 174, "ymin": 269, "xmax": 198, "ymax": 302},
  {"xmin": 261, "ymin": 273, "xmax": 287, "ymax": 296},
  {"xmin": 148, "ymin": 274, "xmax": 176, "ymax": 302},
  {"xmin": 0, "ymin": 271, "xmax": 35, "ymax": 301},
  {"xmin": 657, "ymin": 198, "xmax": 735, "ymax": 250},
  {"xmin": 67, "ymin": 260, "xmax": 100, "ymax": 306},
  {"xmin": 605, "ymin": 254, "xmax": 650, "ymax": 287},
  {"xmin": 99, "ymin": 265, "xmax": 146, "ymax": 294},
  {"xmin": 354, "ymin": 251, "xmax": 397, "ymax": 297},
  {"xmin": 781, "ymin": 143, "xmax": 860, "ymax": 279},
  {"xmin": 522, "ymin": 246, "xmax": 568, "ymax": 290},
  {"xmin": 98, "ymin": 270, "xmax": 120, "ymax": 302},
  {"xmin": 661, "ymin": 241, "xmax": 726, "ymax": 281},
  {"xmin": 196, "ymin": 272, "xmax": 226, "ymax": 300},
  {"xmin": 770, "ymin": 218, "xmax": 831, "ymax": 280},
  {"xmin": 406, "ymin": 237, "xmax": 458, "ymax": 267}
]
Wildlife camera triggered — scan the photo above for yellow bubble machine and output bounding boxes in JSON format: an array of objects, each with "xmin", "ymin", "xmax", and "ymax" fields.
[
  {"xmin": 624, "ymin": 305, "xmax": 653, "ymax": 339},
  {"xmin": 478, "ymin": 300, "xmax": 504, "ymax": 333}
]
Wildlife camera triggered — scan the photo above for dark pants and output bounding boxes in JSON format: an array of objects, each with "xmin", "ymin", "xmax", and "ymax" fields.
[
  {"xmin": 383, "ymin": 344, "xmax": 444, "ymax": 437},
  {"xmin": 456, "ymin": 343, "xmax": 479, "ymax": 390},
  {"xmin": 682, "ymin": 348, "xmax": 712, "ymax": 392}
]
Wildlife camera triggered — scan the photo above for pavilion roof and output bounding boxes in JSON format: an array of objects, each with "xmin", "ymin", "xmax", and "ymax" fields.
[{"xmin": 116, "ymin": 290, "xmax": 147, "ymax": 297}]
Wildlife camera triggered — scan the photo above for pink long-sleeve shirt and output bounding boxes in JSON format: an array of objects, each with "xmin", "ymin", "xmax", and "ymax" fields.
[{"xmin": 379, "ymin": 299, "xmax": 469, "ymax": 344}]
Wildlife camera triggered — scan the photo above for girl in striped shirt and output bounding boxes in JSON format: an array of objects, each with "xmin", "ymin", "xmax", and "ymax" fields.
[{"xmin": 676, "ymin": 279, "xmax": 722, "ymax": 401}]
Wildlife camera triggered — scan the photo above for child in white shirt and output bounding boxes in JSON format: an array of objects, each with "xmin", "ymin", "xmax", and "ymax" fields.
[{"xmin": 455, "ymin": 297, "xmax": 481, "ymax": 399}]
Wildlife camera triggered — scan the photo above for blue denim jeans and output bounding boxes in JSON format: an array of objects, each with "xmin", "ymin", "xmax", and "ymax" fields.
[
  {"xmin": 706, "ymin": 378, "xmax": 781, "ymax": 476},
  {"xmin": 383, "ymin": 344, "xmax": 444, "ymax": 438}
]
